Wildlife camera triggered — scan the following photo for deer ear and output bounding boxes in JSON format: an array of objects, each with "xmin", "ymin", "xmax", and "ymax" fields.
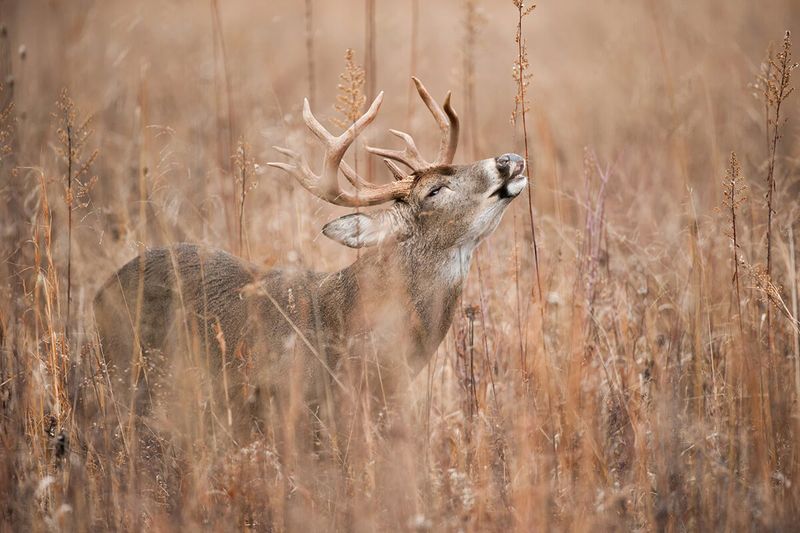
[{"xmin": 322, "ymin": 211, "xmax": 405, "ymax": 248}]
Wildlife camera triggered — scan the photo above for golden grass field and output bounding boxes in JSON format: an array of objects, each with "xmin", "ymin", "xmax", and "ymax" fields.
[{"xmin": 2, "ymin": 0, "xmax": 800, "ymax": 530}]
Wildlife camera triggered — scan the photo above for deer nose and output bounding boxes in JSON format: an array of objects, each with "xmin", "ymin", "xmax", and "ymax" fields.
[{"xmin": 496, "ymin": 153, "xmax": 525, "ymax": 178}]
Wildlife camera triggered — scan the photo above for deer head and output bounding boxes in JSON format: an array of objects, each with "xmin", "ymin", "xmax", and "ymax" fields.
[{"xmin": 268, "ymin": 78, "xmax": 528, "ymax": 265}]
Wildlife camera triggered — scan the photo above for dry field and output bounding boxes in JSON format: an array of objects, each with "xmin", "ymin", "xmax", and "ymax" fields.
[{"xmin": 2, "ymin": 0, "xmax": 800, "ymax": 531}]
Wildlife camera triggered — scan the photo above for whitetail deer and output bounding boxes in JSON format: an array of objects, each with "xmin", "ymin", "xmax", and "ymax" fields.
[{"xmin": 94, "ymin": 78, "xmax": 527, "ymax": 432}]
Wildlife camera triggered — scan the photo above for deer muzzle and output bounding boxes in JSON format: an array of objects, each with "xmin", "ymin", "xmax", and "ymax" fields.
[{"xmin": 491, "ymin": 153, "xmax": 528, "ymax": 199}]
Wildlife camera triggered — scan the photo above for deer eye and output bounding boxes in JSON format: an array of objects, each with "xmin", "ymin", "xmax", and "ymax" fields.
[{"xmin": 427, "ymin": 186, "xmax": 444, "ymax": 198}]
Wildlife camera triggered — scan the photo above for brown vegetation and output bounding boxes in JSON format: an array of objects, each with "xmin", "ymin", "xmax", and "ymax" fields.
[{"xmin": 1, "ymin": 1, "xmax": 800, "ymax": 531}]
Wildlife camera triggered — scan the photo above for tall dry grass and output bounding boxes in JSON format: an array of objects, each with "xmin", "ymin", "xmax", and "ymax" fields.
[{"xmin": 2, "ymin": 0, "xmax": 800, "ymax": 531}]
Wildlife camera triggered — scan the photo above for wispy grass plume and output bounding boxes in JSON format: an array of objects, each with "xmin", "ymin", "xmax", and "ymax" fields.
[
  {"xmin": 54, "ymin": 89, "xmax": 97, "ymax": 336},
  {"xmin": 758, "ymin": 31, "xmax": 796, "ymax": 281},
  {"xmin": 232, "ymin": 138, "xmax": 256, "ymax": 258},
  {"xmin": 332, "ymin": 49, "xmax": 367, "ymax": 131},
  {"xmin": 721, "ymin": 151, "xmax": 748, "ymax": 333}
]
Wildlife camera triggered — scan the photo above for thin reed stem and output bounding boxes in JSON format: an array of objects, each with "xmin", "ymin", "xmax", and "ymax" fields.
[
  {"xmin": 210, "ymin": 0, "xmax": 237, "ymax": 243},
  {"xmin": 512, "ymin": 1, "xmax": 544, "ymax": 369},
  {"xmin": 364, "ymin": 0, "xmax": 376, "ymax": 180},
  {"xmin": 234, "ymin": 138, "xmax": 253, "ymax": 258},
  {"xmin": 789, "ymin": 225, "xmax": 800, "ymax": 401},
  {"xmin": 66, "ymin": 120, "xmax": 73, "ymax": 335},
  {"xmin": 513, "ymin": 3, "xmax": 542, "ymax": 303},
  {"xmin": 463, "ymin": 0, "xmax": 480, "ymax": 160},
  {"xmin": 406, "ymin": 0, "xmax": 419, "ymax": 129},
  {"xmin": 723, "ymin": 152, "xmax": 746, "ymax": 334},
  {"xmin": 763, "ymin": 32, "xmax": 795, "ymax": 282},
  {"xmin": 304, "ymin": 0, "xmax": 316, "ymax": 105}
]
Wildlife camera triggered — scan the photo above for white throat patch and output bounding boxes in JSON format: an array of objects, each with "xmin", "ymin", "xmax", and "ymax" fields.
[{"xmin": 439, "ymin": 245, "xmax": 474, "ymax": 286}]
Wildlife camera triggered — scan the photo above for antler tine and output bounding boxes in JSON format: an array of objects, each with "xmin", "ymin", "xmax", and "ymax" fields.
[
  {"xmin": 365, "ymin": 129, "xmax": 427, "ymax": 170},
  {"xmin": 362, "ymin": 77, "xmax": 460, "ymax": 173},
  {"xmin": 304, "ymin": 92, "xmax": 383, "ymax": 200},
  {"xmin": 268, "ymin": 91, "xmax": 416, "ymax": 207},
  {"xmin": 383, "ymin": 159, "xmax": 408, "ymax": 181},
  {"xmin": 440, "ymin": 92, "xmax": 460, "ymax": 165},
  {"xmin": 267, "ymin": 146, "xmax": 319, "ymax": 192},
  {"xmin": 411, "ymin": 77, "xmax": 460, "ymax": 166},
  {"xmin": 340, "ymin": 161, "xmax": 385, "ymax": 190}
]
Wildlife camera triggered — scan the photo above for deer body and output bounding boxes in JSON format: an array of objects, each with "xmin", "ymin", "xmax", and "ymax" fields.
[
  {"xmin": 94, "ymin": 79, "xmax": 528, "ymax": 432},
  {"xmin": 95, "ymin": 236, "xmax": 463, "ymax": 411}
]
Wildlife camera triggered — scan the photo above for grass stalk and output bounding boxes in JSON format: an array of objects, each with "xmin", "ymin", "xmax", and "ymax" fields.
[
  {"xmin": 233, "ymin": 138, "xmax": 254, "ymax": 258},
  {"xmin": 55, "ymin": 90, "xmax": 97, "ymax": 339},
  {"xmin": 210, "ymin": 0, "xmax": 237, "ymax": 243},
  {"xmin": 511, "ymin": 1, "xmax": 543, "ymax": 305},
  {"xmin": 406, "ymin": 0, "xmax": 419, "ymax": 128},
  {"xmin": 304, "ymin": 0, "xmax": 316, "ymax": 106},
  {"xmin": 462, "ymin": 0, "xmax": 480, "ymax": 160},
  {"xmin": 723, "ymin": 151, "xmax": 747, "ymax": 333},
  {"xmin": 512, "ymin": 1, "xmax": 545, "ymax": 377},
  {"xmin": 762, "ymin": 32, "xmax": 796, "ymax": 281},
  {"xmin": 363, "ymin": 0, "xmax": 376, "ymax": 181},
  {"xmin": 66, "ymin": 119, "xmax": 73, "ymax": 334},
  {"xmin": 789, "ymin": 224, "xmax": 800, "ymax": 404}
]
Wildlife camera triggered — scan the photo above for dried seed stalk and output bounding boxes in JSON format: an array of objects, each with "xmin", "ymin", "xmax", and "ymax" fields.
[
  {"xmin": 511, "ymin": 1, "xmax": 542, "ymax": 303},
  {"xmin": 54, "ymin": 89, "xmax": 98, "ymax": 335},
  {"xmin": 722, "ymin": 152, "xmax": 748, "ymax": 333}
]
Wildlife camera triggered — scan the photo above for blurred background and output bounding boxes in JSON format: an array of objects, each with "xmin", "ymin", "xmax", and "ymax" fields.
[
  {"xmin": 3, "ymin": 0, "xmax": 799, "ymax": 276},
  {"xmin": 2, "ymin": 0, "xmax": 800, "ymax": 530}
]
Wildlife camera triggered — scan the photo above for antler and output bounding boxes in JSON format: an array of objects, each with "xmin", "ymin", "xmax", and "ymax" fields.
[
  {"xmin": 268, "ymin": 92, "xmax": 414, "ymax": 207},
  {"xmin": 365, "ymin": 77, "xmax": 460, "ymax": 171},
  {"xmin": 268, "ymin": 78, "xmax": 459, "ymax": 208}
]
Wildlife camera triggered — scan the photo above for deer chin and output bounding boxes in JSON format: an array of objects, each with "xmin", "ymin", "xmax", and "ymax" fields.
[
  {"xmin": 490, "ymin": 174, "xmax": 528, "ymax": 200},
  {"xmin": 456, "ymin": 199, "xmax": 512, "ymax": 254}
]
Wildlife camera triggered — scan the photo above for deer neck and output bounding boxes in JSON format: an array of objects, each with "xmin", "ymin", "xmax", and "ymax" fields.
[{"xmin": 321, "ymin": 241, "xmax": 475, "ymax": 383}]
